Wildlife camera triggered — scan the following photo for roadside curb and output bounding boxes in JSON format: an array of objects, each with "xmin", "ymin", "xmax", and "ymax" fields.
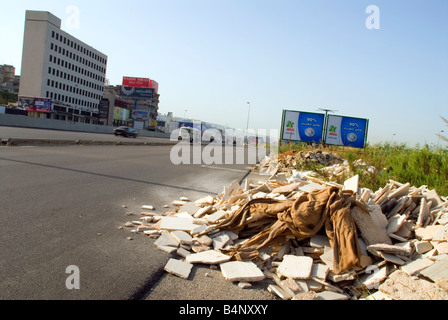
[{"xmin": 1, "ymin": 138, "xmax": 178, "ymax": 147}]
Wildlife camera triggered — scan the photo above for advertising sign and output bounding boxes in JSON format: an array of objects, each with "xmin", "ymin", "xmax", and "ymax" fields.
[
  {"xmin": 133, "ymin": 109, "xmax": 149, "ymax": 120},
  {"xmin": 324, "ymin": 115, "xmax": 369, "ymax": 149},
  {"xmin": 150, "ymin": 80, "xmax": 159, "ymax": 94},
  {"xmin": 99, "ymin": 99, "xmax": 110, "ymax": 119},
  {"xmin": 113, "ymin": 107, "xmax": 130, "ymax": 121},
  {"xmin": 122, "ymin": 77, "xmax": 151, "ymax": 88},
  {"xmin": 281, "ymin": 110, "xmax": 325, "ymax": 144},
  {"xmin": 34, "ymin": 98, "xmax": 52, "ymax": 113},
  {"xmin": 120, "ymin": 86, "xmax": 155, "ymax": 99}
]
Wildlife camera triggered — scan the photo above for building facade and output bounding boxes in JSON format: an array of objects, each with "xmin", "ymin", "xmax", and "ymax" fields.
[
  {"xmin": 19, "ymin": 10, "xmax": 108, "ymax": 124},
  {"xmin": 102, "ymin": 84, "xmax": 160, "ymax": 130},
  {"xmin": 0, "ymin": 65, "xmax": 20, "ymax": 95}
]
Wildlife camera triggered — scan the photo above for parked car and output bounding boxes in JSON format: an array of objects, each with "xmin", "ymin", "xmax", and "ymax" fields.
[{"xmin": 114, "ymin": 126, "xmax": 138, "ymax": 138}]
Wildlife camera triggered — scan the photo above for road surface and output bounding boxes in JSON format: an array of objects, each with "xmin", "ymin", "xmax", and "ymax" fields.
[{"xmin": 0, "ymin": 140, "xmax": 276, "ymax": 301}]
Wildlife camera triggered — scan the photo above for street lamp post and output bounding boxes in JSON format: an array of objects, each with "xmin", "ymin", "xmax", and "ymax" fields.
[{"xmin": 246, "ymin": 102, "xmax": 251, "ymax": 132}]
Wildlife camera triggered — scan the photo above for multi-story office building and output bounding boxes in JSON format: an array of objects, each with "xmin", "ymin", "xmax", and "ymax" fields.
[{"xmin": 19, "ymin": 10, "xmax": 108, "ymax": 124}]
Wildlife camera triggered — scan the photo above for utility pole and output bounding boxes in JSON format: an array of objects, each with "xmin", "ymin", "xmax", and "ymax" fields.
[{"xmin": 317, "ymin": 108, "xmax": 337, "ymax": 146}]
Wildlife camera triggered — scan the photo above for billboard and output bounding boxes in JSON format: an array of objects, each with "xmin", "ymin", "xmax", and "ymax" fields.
[
  {"xmin": 113, "ymin": 107, "xmax": 130, "ymax": 121},
  {"xmin": 122, "ymin": 77, "xmax": 151, "ymax": 88},
  {"xmin": 34, "ymin": 98, "xmax": 52, "ymax": 113},
  {"xmin": 324, "ymin": 115, "xmax": 369, "ymax": 148},
  {"xmin": 132, "ymin": 109, "xmax": 149, "ymax": 120},
  {"xmin": 120, "ymin": 86, "xmax": 155, "ymax": 99},
  {"xmin": 122, "ymin": 77, "xmax": 159, "ymax": 94},
  {"xmin": 18, "ymin": 98, "xmax": 51, "ymax": 113},
  {"xmin": 281, "ymin": 110, "xmax": 325, "ymax": 144}
]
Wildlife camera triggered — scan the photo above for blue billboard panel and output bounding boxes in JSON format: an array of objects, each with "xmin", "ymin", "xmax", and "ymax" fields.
[
  {"xmin": 325, "ymin": 115, "xmax": 369, "ymax": 148},
  {"xmin": 281, "ymin": 110, "xmax": 325, "ymax": 144}
]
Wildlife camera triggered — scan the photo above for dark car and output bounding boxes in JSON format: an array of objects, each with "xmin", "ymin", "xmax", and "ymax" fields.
[{"xmin": 114, "ymin": 126, "xmax": 138, "ymax": 138}]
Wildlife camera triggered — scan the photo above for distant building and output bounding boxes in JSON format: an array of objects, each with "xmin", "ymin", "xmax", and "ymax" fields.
[
  {"xmin": 19, "ymin": 10, "xmax": 108, "ymax": 124},
  {"xmin": 103, "ymin": 82, "xmax": 160, "ymax": 130},
  {"xmin": 0, "ymin": 65, "xmax": 19, "ymax": 94}
]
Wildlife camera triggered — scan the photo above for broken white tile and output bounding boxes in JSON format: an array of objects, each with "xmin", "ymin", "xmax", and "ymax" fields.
[
  {"xmin": 157, "ymin": 245, "xmax": 178, "ymax": 254},
  {"xmin": 186, "ymin": 250, "xmax": 231, "ymax": 265},
  {"xmin": 379, "ymin": 252, "xmax": 405, "ymax": 266},
  {"xmin": 359, "ymin": 265, "xmax": 388, "ymax": 290},
  {"xmin": 220, "ymin": 261, "xmax": 265, "ymax": 282},
  {"xmin": 222, "ymin": 180, "xmax": 241, "ymax": 201},
  {"xmin": 309, "ymin": 234, "xmax": 330, "ymax": 248},
  {"xmin": 316, "ymin": 291, "xmax": 350, "ymax": 300},
  {"xmin": 213, "ymin": 233, "xmax": 231, "ymax": 251},
  {"xmin": 174, "ymin": 212, "xmax": 195, "ymax": 219},
  {"xmin": 277, "ymin": 255, "xmax": 313, "ymax": 279},
  {"xmin": 434, "ymin": 242, "xmax": 448, "ymax": 255},
  {"xmin": 176, "ymin": 247, "xmax": 191, "ymax": 259},
  {"xmin": 351, "ymin": 206, "xmax": 392, "ymax": 245},
  {"xmin": 164, "ymin": 258, "xmax": 193, "ymax": 280},
  {"xmin": 205, "ymin": 210, "xmax": 227, "ymax": 224},
  {"xmin": 193, "ymin": 195, "xmax": 215, "ymax": 207},
  {"xmin": 172, "ymin": 200, "xmax": 187, "ymax": 206},
  {"xmin": 193, "ymin": 205, "xmax": 212, "ymax": 218},
  {"xmin": 386, "ymin": 214, "xmax": 406, "ymax": 235},
  {"xmin": 154, "ymin": 232, "xmax": 179, "ymax": 248},
  {"xmin": 400, "ymin": 257, "xmax": 434, "ymax": 276},
  {"xmin": 432, "ymin": 225, "xmax": 448, "ymax": 242},
  {"xmin": 178, "ymin": 203, "xmax": 201, "ymax": 215},
  {"xmin": 423, "ymin": 189, "xmax": 444, "ymax": 208},
  {"xmin": 368, "ymin": 204, "xmax": 388, "ymax": 231},
  {"xmin": 310, "ymin": 263, "xmax": 329, "ymax": 280},
  {"xmin": 160, "ymin": 217, "xmax": 198, "ymax": 232},
  {"xmin": 171, "ymin": 230, "xmax": 193, "ymax": 245},
  {"xmin": 195, "ymin": 235, "xmax": 213, "ymax": 246},
  {"xmin": 415, "ymin": 225, "xmax": 442, "ymax": 241},
  {"xmin": 417, "ymin": 197, "xmax": 430, "ymax": 227},
  {"xmin": 419, "ymin": 255, "xmax": 448, "ymax": 282},
  {"xmin": 327, "ymin": 271, "xmax": 356, "ymax": 283},
  {"xmin": 343, "ymin": 174, "xmax": 359, "ymax": 194},
  {"xmin": 388, "ymin": 182, "xmax": 411, "ymax": 200},
  {"xmin": 267, "ymin": 284, "xmax": 291, "ymax": 300},
  {"xmin": 190, "ymin": 224, "xmax": 208, "ymax": 236},
  {"xmin": 299, "ymin": 182, "xmax": 325, "ymax": 193},
  {"xmin": 415, "ymin": 241, "xmax": 434, "ymax": 254},
  {"xmin": 142, "ymin": 205, "xmax": 155, "ymax": 211},
  {"xmin": 143, "ymin": 230, "xmax": 160, "ymax": 237}
]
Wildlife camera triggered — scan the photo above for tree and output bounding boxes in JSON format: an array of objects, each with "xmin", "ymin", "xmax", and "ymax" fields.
[{"xmin": 0, "ymin": 89, "xmax": 18, "ymax": 104}]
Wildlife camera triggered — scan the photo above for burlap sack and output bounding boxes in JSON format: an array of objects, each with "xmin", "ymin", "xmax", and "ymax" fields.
[{"xmin": 218, "ymin": 187, "xmax": 361, "ymax": 274}]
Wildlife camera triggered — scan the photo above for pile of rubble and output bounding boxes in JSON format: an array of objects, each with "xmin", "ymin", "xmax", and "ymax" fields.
[
  {"xmin": 122, "ymin": 172, "xmax": 448, "ymax": 300},
  {"xmin": 253, "ymin": 150, "xmax": 378, "ymax": 181}
]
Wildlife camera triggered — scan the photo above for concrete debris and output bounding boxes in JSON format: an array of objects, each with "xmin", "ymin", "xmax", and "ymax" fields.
[{"xmin": 122, "ymin": 152, "xmax": 448, "ymax": 300}]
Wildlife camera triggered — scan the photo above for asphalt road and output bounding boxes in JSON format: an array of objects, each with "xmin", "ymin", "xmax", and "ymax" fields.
[
  {"xmin": 0, "ymin": 126, "xmax": 173, "ymax": 145},
  {"xmin": 0, "ymin": 138, "xmax": 277, "ymax": 301}
]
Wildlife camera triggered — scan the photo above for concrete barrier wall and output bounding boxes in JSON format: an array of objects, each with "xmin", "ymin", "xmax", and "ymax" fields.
[{"xmin": 0, "ymin": 113, "xmax": 170, "ymax": 138}]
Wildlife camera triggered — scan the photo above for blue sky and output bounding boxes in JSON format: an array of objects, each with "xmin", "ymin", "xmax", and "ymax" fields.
[{"xmin": 2, "ymin": 0, "xmax": 447, "ymax": 146}]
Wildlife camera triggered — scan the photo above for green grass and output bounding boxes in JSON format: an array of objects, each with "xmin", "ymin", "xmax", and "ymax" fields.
[{"xmin": 279, "ymin": 142, "xmax": 448, "ymax": 197}]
